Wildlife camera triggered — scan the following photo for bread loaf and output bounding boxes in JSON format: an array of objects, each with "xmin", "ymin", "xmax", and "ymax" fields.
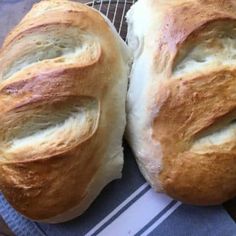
[
  {"xmin": 126, "ymin": 0, "xmax": 236, "ymax": 205},
  {"xmin": 0, "ymin": 0, "xmax": 130, "ymax": 222}
]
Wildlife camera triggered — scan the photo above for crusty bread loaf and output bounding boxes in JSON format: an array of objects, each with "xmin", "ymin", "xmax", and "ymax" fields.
[
  {"xmin": 0, "ymin": 0, "xmax": 130, "ymax": 223},
  {"xmin": 126, "ymin": 0, "xmax": 236, "ymax": 205}
]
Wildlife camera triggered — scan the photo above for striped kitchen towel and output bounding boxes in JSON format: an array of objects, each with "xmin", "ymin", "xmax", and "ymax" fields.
[{"xmin": 0, "ymin": 143, "xmax": 236, "ymax": 236}]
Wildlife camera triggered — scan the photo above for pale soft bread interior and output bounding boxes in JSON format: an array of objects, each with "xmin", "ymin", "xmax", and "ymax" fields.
[
  {"xmin": 2, "ymin": 98, "xmax": 99, "ymax": 160},
  {"xmin": 173, "ymin": 21, "xmax": 236, "ymax": 78},
  {"xmin": 192, "ymin": 121, "xmax": 236, "ymax": 153},
  {"xmin": 1, "ymin": 26, "xmax": 99, "ymax": 81}
]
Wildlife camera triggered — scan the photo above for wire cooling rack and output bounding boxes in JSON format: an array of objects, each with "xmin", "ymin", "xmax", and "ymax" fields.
[{"xmin": 86, "ymin": 0, "xmax": 136, "ymax": 40}]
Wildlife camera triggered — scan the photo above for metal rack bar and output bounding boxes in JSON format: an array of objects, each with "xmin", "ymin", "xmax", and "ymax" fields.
[{"xmin": 86, "ymin": 0, "xmax": 136, "ymax": 40}]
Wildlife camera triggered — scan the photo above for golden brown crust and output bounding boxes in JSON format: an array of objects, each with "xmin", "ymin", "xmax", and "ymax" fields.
[
  {"xmin": 127, "ymin": 0, "xmax": 236, "ymax": 205},
  {"xmin": 158, "ymin": 1, "xmax": 236, "ymax": 51},
  {"xmin": 0, "ymin": 147, "xmax": 98, "ymax": 220},
  {"xmin": 0, "ymin": 0, "xmax": 130, "ymax": 221},
  {"xmin": 154, "ymin": 70, "xmax": 236, "ymax": 204}
]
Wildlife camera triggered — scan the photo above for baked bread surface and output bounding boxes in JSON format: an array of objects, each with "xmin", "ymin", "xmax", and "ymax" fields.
[
  {"xmin": 127, "ymin": 0, "xmax": 236, "ymax": 205},
  {"xmin": 0, "ymin": 0, "xmax": 130, "ymax": 222}
]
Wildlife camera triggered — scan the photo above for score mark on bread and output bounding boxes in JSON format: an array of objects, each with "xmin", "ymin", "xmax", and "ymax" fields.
[{"xmin": 1, "ymin": 96, "xmax": 99, "ymax": 161}]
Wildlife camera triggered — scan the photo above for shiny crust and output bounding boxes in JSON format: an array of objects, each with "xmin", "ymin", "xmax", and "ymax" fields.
[
  {"xmin": 127, "ymin": 0, "xmax": 236, "ymax": 205},
  {"xmin": 0, "ymin": 0, "xmax": 130, "ymax": 222}
]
